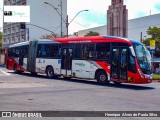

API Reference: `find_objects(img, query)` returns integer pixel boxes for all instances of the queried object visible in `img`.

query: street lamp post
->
[60,0,63,37]
[44,1,65,37]
[66,10,89,37]
[44,1,88,37]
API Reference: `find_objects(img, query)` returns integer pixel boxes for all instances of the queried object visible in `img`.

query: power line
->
[67,17,88,28]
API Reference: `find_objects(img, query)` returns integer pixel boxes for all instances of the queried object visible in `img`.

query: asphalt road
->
[0,67,160,120]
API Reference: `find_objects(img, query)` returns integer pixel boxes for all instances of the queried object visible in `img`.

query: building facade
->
[78,13,160,41]
[3,0,67,48]
[107,0,128,37]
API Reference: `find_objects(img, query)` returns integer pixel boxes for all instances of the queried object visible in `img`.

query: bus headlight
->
[144,74,152,79]
[138,69,145,78]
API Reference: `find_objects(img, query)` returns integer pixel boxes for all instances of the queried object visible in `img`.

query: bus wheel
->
[96,71,109,84]
[46,66,54,78]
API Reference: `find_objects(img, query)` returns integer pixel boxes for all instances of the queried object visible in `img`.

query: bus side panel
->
[72,60,99,79]
[6,58,17,70]
[27,41,38,73]
[35,58,61,74]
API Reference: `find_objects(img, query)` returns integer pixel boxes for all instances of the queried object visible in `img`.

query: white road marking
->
[0,69,11,76]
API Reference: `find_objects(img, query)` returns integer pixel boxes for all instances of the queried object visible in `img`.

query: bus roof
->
[50,36,133,45]
[8,36,140,48]
[9,41,29,48]
[9,39,59,48]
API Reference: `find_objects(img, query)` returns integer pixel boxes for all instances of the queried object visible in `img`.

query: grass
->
[152,74,160,80]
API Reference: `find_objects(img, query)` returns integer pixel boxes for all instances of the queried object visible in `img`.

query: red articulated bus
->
[5,36,152,84]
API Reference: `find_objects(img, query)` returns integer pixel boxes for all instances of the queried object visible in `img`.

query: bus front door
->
[61,48,73,76]
[111,47,128,82]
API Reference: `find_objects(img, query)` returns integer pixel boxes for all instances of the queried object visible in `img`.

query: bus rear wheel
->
[46,66,55,79]
[96,71,109,84]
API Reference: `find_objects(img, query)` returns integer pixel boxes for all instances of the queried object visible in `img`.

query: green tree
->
[143,27,160,57]
[143,38,151,46]
[147,27,160,40]
[85,31,100,36]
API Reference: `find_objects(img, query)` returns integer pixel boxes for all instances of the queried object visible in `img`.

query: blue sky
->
[67,0,160,34]
[155,3,160,10]
[1,0,160,34]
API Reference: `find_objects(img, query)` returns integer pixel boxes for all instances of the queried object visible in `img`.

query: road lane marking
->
[0,69,11,76]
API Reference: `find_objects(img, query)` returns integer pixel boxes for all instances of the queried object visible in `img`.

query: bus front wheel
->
[46,66,55,79]
[96,71,109,84]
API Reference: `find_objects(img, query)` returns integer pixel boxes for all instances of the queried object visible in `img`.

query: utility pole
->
[66,15,68,38]
[66,10,88,37]
[140,32,143,42]
[60,0,63,37]
[44,2,88,37]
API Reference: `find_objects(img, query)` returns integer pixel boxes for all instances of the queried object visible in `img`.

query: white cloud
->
[126,0,160,19]
[67,0,110,34]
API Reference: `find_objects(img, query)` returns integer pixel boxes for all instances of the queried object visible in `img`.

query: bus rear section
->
[5,42,29,72]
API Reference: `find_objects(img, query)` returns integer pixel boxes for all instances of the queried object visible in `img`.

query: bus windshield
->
[132,42,152,74]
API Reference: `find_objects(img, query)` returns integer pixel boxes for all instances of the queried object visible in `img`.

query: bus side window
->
[12,48,16,57]
[15,48,20,57]
[25,45,29,57]
[82,44,94,59]
[128,55,136,73]
[58,46,61,58]
[50,44,59,58]
[74,44,81,59]
[37,44,47,58]
[96,43,110,61]
[8,48,12,57]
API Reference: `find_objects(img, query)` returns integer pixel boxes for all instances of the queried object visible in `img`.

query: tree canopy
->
[147,27,160,40]
[143,27,160,57]
[85,31,100,36]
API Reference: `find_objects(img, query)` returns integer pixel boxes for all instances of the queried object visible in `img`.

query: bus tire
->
[46,66,55,79]
[96,71,109,84]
